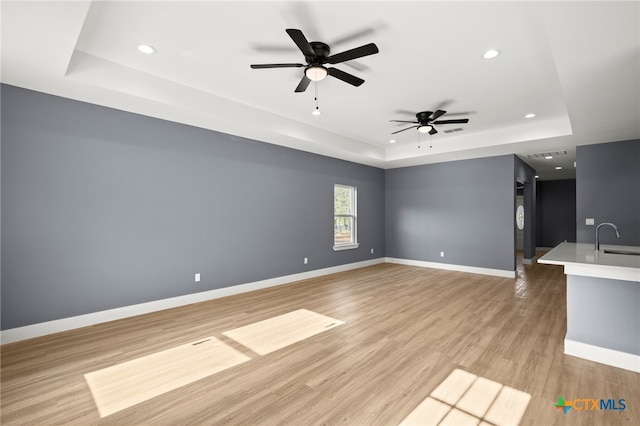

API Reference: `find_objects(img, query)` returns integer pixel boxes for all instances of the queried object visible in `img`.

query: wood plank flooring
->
[84,336,250,417]
[222,308,344,355]
[2,258,639,425]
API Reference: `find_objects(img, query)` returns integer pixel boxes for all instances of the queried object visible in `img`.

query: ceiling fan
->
[250,29,379,93]
[390,110,470,135]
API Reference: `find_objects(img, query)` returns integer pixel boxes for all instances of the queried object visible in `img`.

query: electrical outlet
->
[304,257,308,264]
[195,273,201,283]
[371,248,374,254]
[586,218,595,226]
[440,251,445,258]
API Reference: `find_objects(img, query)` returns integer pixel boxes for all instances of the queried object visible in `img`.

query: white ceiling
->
[2,1,639,179]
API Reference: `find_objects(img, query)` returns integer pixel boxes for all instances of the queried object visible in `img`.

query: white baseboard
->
[384,257,516,278]
[1,258,384,345]
[564,338,640,373]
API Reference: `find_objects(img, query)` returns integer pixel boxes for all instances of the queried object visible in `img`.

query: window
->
[334,184,359,251]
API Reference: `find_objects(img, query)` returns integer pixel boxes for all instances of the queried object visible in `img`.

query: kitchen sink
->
[603,249,640,256]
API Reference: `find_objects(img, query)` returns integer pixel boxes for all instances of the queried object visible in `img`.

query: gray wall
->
[536,179,576,248]
[11,82,637,332]
[566,275,640,356]
[576,139,640,246]
[385,155,516,272]
[1,85,385,329]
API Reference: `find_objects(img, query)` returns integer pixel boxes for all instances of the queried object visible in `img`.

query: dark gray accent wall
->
[385,155,516,272]
[1,84,385,329]
[536,179,576,247]
[576,139,640,246]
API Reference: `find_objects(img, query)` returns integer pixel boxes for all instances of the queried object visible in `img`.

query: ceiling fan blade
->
[342,60,368,72]
[327,43,379,64]
[429,127,438,135]
[286,29,316,57]
[432,119,469,124]
[389,120,419,123]
[330,27,376,46]
[430,110,447,121]
[442,111,475,117]
[394,109,417,116]
[327,68,364,87]
[294,75,311,92]
[392,126,419,135]
[433,100,454,111]
[251,44,297,53]
[251,63,304,69]
[290,2,320,39]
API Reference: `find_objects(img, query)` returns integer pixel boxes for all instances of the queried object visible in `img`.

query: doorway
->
[515,179,536,265]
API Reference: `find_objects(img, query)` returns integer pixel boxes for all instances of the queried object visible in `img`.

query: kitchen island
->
[539,242,640,372]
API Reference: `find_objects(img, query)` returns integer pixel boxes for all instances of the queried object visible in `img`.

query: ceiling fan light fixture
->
[305,65,328,81]
[417,125,433,134]
[312,107,322,116]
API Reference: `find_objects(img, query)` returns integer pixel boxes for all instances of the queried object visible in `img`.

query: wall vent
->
[525,150,567,158]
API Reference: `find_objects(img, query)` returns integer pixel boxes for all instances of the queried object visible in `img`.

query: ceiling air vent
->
[526,150,567,158]
[443,128,464,134]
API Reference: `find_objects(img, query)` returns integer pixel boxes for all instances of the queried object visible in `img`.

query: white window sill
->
[333,243,360,251]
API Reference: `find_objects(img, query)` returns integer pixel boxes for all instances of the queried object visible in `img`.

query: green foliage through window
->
[334,185,356,245]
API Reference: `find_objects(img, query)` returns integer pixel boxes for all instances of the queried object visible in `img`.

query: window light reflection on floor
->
[399,369,531,426]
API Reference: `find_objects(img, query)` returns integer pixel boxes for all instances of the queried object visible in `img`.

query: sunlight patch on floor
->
[84,309,344,417]
[84,337,250,417]
[222,308,344,355]
[399,369,531,426]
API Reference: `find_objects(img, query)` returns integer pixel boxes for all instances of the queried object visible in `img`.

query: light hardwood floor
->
[2,258,638,425]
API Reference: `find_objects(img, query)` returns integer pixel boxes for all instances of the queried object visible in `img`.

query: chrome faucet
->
[595,222,621,250]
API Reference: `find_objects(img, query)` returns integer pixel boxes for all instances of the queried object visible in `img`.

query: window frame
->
[333,184,360,251]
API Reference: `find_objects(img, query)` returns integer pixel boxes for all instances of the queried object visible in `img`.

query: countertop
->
[538,242,640,282]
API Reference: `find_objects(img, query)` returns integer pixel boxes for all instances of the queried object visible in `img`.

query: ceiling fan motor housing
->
[308,42,330,64]
[417,111,434,123]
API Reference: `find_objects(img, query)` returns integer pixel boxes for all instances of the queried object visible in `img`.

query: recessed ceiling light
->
[555,166,562,170]
[525,113,536,119]
[389,139,396,144]
[137,44,156,54]
[482,49,501,59]
[545,156,553,159]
